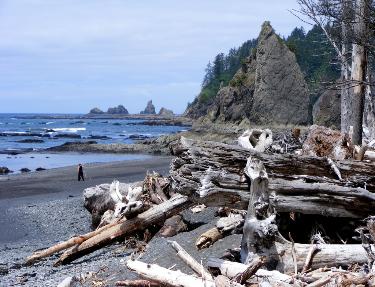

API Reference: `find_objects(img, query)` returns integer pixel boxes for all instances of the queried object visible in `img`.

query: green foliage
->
[195,25,340,106]
[198,39,258,103]
[230,73,247,87]
[286,26,340,87]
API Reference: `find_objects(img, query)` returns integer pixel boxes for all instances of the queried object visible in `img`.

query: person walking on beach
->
[78,163,84,181]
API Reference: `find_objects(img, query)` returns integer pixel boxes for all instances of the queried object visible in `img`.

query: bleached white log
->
[168,240,213,280]
[126,186,143,202]
[126,259,216,287]
[110,180,123,203]
[238,129,272,152]
[216,214,244,232]
[206,258,292,283]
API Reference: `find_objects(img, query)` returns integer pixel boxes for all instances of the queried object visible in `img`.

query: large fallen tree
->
[169,137,375,218]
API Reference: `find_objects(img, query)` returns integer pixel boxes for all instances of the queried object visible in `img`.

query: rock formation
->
[89,107,104,114]
[186,21,310,126]
[140,100,156,115]
[158,107,174,117]
[0,166,12,175]
[312,89,341,129]
[107,105,129,115]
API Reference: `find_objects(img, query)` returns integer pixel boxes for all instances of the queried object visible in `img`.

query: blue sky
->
[0,0,310,114]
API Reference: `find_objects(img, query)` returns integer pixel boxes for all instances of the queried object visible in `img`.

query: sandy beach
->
[0,156,172,286]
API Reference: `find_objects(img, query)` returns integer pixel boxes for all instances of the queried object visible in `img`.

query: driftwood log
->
[54,194,191,265]
[170,137,375,218]
[126,260,216,287]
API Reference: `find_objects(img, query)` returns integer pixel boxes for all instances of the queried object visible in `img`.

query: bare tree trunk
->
[351,0,369,144]
[364,69,375,140]
[341,0,353,133]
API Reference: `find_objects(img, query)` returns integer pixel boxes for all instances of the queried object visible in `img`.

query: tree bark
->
[341,0,353,134]
[170,138,375,218]
[351,0,369,144]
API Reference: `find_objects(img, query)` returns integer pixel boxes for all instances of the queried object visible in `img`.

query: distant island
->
[88,101,174,117]
[89,105,129,115]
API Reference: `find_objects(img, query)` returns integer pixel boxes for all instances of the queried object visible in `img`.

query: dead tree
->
[351,0,370,144]
[295,0,375,141]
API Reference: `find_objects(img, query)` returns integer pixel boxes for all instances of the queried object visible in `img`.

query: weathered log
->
[195,227,222,250]
[238,128,272,152]
[169,240,213,280]
[26,217,126,265]
[55,194,191,265]
[241,157,277,264]
[233,257,264,284]
[115,279,163,287]
[126,259,216,287]
[239,155,368,273]
[207,258,292,284]
[170,137,375,218]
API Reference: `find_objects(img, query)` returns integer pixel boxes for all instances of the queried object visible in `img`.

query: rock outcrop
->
[140,100,156,115]
[0,166,12,175]
[158,107,174,117]
[107,105,129,114]
[186,21,310,126]
[312,89,341,129]
[89,107,104,114]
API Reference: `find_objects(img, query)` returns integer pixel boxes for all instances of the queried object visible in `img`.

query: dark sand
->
[0,156,172,200]
[0,156,172,286]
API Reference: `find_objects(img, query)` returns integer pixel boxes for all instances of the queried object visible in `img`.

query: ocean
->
[0,113,187,173]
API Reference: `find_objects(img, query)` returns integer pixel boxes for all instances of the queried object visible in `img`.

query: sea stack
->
[140,100,156,114]
[107,105,129,114]
[89,107,104,114]
[185,21,310,125]
[158,107,174,117]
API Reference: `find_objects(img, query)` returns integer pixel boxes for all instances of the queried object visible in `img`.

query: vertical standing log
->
[240,157,278,265]
[340,0,352,134]
[351,0,369,144]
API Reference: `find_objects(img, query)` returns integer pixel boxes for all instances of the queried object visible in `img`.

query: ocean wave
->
[46,121,55,125]
[1,131,28,135]
[48,127,86,133]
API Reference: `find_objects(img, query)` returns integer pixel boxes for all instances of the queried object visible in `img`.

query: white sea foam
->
[50,127,86,133]
[46,122,55,125]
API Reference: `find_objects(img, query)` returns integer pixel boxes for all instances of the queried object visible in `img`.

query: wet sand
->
[0,156,171,200]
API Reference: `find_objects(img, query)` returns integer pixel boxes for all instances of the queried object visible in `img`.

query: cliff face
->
[186,22,310,125]
[313,89,341,129]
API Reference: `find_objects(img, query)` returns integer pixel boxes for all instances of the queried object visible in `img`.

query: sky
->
[0,0,310,114]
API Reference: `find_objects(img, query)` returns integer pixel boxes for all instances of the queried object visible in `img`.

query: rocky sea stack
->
[107,105,129,115]
[158,107,174,117]
[140,100,156,115]
[185,21,310,126]
[89,105,129,115]
[89,107,104,114]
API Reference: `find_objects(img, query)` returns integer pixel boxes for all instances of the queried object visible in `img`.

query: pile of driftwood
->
[27,126,375,286]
